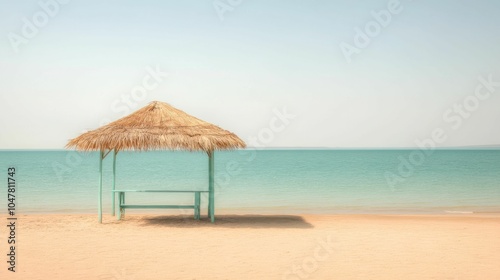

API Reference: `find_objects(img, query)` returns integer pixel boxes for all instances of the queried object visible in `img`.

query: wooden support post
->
[98,150,103,223]
[208,151,215,223]
[111,150,116,216]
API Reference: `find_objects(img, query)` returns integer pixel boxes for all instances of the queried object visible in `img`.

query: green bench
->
[112,190,209,220]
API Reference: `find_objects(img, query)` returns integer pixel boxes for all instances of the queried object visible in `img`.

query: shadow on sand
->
[137,214,314,229]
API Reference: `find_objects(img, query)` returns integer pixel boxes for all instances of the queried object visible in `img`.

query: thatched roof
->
[66,101,246,152]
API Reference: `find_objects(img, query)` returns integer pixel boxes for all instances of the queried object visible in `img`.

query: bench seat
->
[112,190,208,220]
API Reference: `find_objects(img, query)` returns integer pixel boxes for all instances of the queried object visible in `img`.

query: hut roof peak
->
[66,101,246,152]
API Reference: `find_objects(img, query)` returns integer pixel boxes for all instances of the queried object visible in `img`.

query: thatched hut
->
[66,101,246,223]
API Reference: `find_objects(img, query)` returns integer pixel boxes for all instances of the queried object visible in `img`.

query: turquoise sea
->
[1,149,499,215]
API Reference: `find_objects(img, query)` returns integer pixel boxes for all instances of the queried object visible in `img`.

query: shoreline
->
[12,209,500,216]
[8,211,500,216]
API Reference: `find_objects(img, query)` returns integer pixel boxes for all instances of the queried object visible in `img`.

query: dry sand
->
[0,214,499,280]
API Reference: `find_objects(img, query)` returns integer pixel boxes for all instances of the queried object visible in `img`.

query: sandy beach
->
[1,214,499,280]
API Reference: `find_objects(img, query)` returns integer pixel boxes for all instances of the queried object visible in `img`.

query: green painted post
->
[111,150,116,216]
[208,151,215,223]
[98,150,103,223]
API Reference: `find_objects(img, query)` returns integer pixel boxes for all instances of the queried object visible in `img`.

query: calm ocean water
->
[0,149,499,215]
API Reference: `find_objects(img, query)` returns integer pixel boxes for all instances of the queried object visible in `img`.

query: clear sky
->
[1,0,499,149]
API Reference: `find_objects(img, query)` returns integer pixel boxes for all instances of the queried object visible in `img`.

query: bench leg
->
[194,192,200,220]
[122,192,126,218]
[117,192,121,220]
[118,192,125,220]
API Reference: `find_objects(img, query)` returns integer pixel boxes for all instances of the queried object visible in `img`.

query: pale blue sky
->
[1,0,499,148]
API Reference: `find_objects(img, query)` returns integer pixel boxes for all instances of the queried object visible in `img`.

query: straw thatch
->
[66,101,246,152]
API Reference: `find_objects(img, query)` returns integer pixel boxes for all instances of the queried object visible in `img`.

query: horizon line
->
[1,145,499,152]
